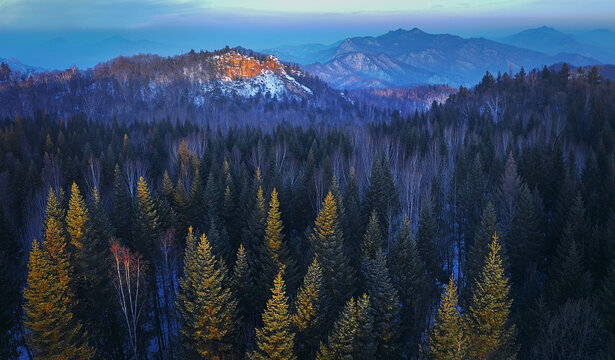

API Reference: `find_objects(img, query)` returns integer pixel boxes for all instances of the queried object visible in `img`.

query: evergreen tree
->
[497,152,521,239]
[548,235,593,307]
[422,276,466,360]
[361,250,401,357]
[134,176,160,258]
[250,271,296,360]
[0,209,20,358]
[83,188,119,357]
[417,197,442,283]
[292,257,326,359]
[177,232,238,359]
[599,260,615,347]
[508,185,542,285]
[362,210,383,260]
[262,188,298,293]
[66,182,88,257]
[344,167,363,267]
[465,201,499,297]
[309,192,354,319]
[111,164,133,243]
[316,294,375,360]
[465,234,517,359]
[233,243,252,325]
[23,189,93,359]
[389,214,430,356]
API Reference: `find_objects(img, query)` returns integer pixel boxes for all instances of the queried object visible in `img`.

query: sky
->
[0,0,614,69]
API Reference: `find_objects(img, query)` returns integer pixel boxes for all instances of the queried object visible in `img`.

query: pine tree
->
[465,234,517,359]
[361,249,401,357]
[497,152,521,239]
[465,202,499,297]
[417,197,442,283]
[0,209,20,358]
[262,188,298,293]
[134,176,160,258]
[292,257,326,359]
[244,185,269,311]
[422,276,465,360]
[362,210,383,260]
[177,232,238,359]
[316,294,375,360]
[309,192,354,319]
[548,235,592,307]
[389,214,430,356]
[508,185,542,285]
[344,167,363,268]
[233,244,253,328]
[250,271,296,360]
[23,189,93,359]
[66,182,88,256]
[83,188,119,357]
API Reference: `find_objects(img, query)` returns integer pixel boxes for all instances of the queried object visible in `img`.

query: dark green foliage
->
[465,201,499,297]
[309,192,354,322]
[292,257,326,359]
[389,214,430,356]
[417,197,443,283]
[111,164,133,243]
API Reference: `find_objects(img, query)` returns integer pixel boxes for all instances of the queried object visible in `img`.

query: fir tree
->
[316,294,375,360]
[362,210,383,261]
[134,176,160,258]
[508,185,542,285]
[177,232,238,359]
[465,234,517,359]
[233,243,253,339]
[497,152,521,239]
[262,188,298,293]
[23,189,93,359]
[292,256,326,359]
[250,271,296,360]
[309,192,354,319]
[389,214,430,356]
[422,276,466,360]
[548,235,593,307]
[344,167,363,267]
[417,197,442,283]
[66,182,88,256]
[465,201,499,297]
[361,250,401,357]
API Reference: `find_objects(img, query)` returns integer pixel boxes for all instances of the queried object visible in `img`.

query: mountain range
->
[266,27,612,89]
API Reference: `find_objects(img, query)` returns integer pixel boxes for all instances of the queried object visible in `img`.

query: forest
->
[1,63,615,359]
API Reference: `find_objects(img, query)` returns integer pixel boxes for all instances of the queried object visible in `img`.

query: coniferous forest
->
[1,64,615,360]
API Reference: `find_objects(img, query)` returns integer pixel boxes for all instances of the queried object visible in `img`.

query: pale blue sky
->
[0,0,614,69]
[0,0,613,30]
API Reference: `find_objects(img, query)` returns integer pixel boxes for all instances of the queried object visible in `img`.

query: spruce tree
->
[361,250,401,357]
[177,232,238,359]
[250,271,296,360]
[389,214,430,356]
[599,260,615,346]
[497,152,521,239]
[262,188,298,293]
[83,188,118,357]
[422,276,466,360]
[508,184,542,285]
[134,176,160,258]
[465,201,499,297]
[292,257,326,359]
[233,243,253,342]
[362,210,383,260]
[344,167,363,267]
[548,235,593,307]
[465,234,517,359]
[309,192,354,319]
[417,197,442,283]
[66,182,88,256]
[23,189,93,359]
[316,294,375,360]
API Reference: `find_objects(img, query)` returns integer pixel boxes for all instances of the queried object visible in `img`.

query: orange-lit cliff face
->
[214,52,284,80]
